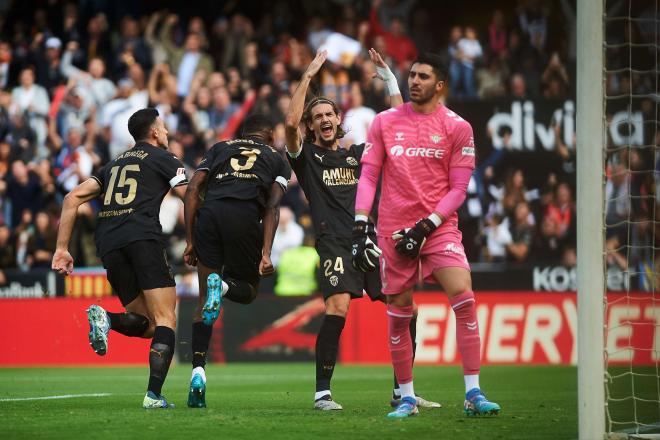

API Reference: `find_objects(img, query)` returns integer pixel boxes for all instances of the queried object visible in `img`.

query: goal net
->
[601,0,660,438]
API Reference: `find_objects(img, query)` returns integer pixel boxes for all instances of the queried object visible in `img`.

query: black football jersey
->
[196,138,291,208]
[91,141,188,257]
[287,142,364,238]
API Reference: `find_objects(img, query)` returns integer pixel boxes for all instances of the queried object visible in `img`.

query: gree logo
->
[390,145,404,156]
[390,145,444,159]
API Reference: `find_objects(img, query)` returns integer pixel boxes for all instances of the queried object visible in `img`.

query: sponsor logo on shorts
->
[346,157,358,166]
[329,275,339,287]
[461,147,475,156]
[443,243,465,256]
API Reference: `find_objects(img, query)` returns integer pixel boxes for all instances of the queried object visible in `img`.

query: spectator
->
[11,67,50,159]
[369,3,417,72]
[115,15,152,75]
[60,41,117,108]
[342,82,377,147]
[0,225,17,274]
[29,36,65,97]
[271,206,304,267]
[483,213,512,263]
[488,10,508,58]
[0,41,20,90]
[4,160,43,228]
[159,14,214,98]
[545,182,575,242]
[517,0,549,52]
[26,210,56,268]
[477,56,508,99]
[507,201,535,262]
[509,73,528,99]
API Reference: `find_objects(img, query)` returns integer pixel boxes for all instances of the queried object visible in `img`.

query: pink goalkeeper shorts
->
[378,227,470,295]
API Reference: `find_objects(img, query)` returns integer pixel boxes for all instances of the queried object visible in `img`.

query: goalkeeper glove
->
[351,220,382,272]
[392,218,438,259]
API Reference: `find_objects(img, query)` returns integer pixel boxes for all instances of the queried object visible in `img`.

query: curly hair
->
[302,96,346,144]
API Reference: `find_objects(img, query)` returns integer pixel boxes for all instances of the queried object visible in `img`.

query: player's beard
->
[410,87,436,105]
[316,129,337,148]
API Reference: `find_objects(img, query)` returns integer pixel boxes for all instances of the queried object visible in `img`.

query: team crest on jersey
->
[430,134,442,144]
[346,157,358,166]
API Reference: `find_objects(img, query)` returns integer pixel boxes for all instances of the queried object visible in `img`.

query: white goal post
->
[577,0,606,438]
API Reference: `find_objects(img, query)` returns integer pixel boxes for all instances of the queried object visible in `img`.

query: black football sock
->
[107,312,149,337]
[315,314,345,396]
[393,316,418,395]
[147,326,175,396]
[192,321,213,369]
[223,277,258,304]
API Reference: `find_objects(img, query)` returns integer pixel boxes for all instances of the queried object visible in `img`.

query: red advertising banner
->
[1,292,656,366]
[0,297,149,365]
[340,292,658,366]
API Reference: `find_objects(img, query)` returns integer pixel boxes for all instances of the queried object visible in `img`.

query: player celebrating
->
[182,114,291,408]
[285,50,439,411]
[52,108,188,409]
[353,53,501,418]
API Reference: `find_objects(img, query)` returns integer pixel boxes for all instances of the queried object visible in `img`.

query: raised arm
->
[52,178,102,275]
[284,50,327,155]
[369,48,403,107]
[182,170,208,266]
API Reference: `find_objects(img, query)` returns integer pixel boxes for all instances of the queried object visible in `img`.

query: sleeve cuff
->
[169,174,187,188]
[275,175,288,190]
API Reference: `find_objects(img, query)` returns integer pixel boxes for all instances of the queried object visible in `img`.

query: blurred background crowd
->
[0,0,656,291]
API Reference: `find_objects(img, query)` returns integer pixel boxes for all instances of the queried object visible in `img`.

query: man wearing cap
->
[29,36,65,97]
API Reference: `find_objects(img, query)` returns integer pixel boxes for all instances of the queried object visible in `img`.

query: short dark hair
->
[127,108,159,141]
[242,114,274,137]
[412,52,448,81]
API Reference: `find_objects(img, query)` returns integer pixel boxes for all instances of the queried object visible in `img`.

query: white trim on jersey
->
[275,175,289,190]
[286,141,303,159]
[169,174,187,188]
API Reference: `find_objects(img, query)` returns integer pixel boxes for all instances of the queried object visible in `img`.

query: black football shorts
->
[315,236,384,301]
[194,199,263,286]
[101,239,175,306]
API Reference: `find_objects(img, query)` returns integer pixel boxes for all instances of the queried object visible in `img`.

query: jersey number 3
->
[230,148,261,171]
[104,164,140,206]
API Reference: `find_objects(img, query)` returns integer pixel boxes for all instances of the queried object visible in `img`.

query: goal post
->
[579,1,660,438]
[577,0,606,439]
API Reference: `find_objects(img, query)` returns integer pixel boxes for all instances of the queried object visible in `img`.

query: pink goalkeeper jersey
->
[362,102,475,235]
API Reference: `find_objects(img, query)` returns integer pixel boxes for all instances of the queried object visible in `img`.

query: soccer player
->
[52,108,188,409]
[285,50,440,411]
[352,53,501,418]
[182,114,291,408]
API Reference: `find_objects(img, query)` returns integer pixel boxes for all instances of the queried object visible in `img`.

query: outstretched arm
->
[284,50,327,155]
[182,170,208,266]
[52,178,102,275]
[260,182,286,276]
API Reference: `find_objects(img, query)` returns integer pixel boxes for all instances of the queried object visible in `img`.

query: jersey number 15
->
[104,164,140,206]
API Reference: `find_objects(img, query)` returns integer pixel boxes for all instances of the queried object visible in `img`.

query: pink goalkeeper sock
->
[387,304,414,385]
[450,291,481,375]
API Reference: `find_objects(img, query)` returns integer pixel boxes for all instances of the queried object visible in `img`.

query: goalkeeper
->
[353,52,501,418]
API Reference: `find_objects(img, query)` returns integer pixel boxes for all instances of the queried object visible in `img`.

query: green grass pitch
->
[0,364,577,439]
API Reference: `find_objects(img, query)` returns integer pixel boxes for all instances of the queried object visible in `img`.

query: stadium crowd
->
[0,0,656,286]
